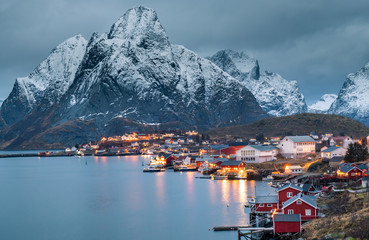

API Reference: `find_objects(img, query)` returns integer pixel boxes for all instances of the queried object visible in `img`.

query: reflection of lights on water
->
[221,179,230,203]
[239,180,247,204]
[155,172,165,208]
[186,172,195,203]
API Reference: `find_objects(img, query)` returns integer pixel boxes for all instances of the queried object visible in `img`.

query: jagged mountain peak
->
[107,6,169,50]
[209,49,307,117]
[0,34,87,126]
[209,49,260,80]
[329,63,369,125]
[0,7,268,149]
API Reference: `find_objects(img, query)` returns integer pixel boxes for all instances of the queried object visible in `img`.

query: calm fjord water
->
[0,155,273,240]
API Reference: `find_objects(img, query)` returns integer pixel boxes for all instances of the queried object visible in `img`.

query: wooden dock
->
[213,226,250,231]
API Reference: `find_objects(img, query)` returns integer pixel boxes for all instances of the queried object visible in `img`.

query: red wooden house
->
[156,153,177,166]
[281,193,319,221]
[220,146,245,157]
[277,184,303,207]
[220,161,246,173]
[302,183,320,196]
[337,163,368,179]
[273,214,301,234]
[250,195,279,213]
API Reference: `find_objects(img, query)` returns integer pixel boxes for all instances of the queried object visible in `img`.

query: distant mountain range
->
[208,50,307,117]
[1,6,369,149]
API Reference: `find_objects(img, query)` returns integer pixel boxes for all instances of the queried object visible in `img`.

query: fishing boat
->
[174,165,197,172]
[262,175,274,181]
[143,166,165,172]
[211,174,228,180]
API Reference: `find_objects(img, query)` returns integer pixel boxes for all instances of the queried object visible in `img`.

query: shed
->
[273,214,301,233]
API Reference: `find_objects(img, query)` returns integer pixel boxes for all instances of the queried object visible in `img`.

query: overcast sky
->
[1,0,369,105]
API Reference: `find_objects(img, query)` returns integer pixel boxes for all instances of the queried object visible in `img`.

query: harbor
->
[0,154,273,240]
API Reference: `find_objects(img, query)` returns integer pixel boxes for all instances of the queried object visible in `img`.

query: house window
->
[297,200,302,205]
[288,209,294,214]
[267,204,272,207]
[306,209,311,216]
[259,204,264,207]
[287,192,293,198]
[351,173,355,176]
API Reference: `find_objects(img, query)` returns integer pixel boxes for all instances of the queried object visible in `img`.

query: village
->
[37,131,369,239]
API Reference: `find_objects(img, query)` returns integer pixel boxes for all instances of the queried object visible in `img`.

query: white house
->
[320,146,347,159]
[236,145,278,163]
[279,136,316,159]
[285,165,303,174]
[329,136,353,148]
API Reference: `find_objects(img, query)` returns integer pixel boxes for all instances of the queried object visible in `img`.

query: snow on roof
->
[254,195,278,204]
[249,145,278,151]
[322,146,341,152]
[282,193,318,209]
[220,161,244,166]
[287,136,315,143]
[277,183,303,192]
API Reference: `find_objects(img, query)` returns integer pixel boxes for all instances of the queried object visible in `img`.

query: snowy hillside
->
[208,50,307,116]
[0,35,87,125]
[0,6,267,149]
[308,94,337,113]
[329,63,369,125]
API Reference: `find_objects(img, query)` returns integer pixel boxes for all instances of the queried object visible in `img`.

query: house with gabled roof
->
[329,136,353,148]
[277,183,303,206]
[302,183,320,196]
[320,146,346,159]
[337,163,367,179]
[328,156,344,168]
[248,195,279,213]
[279,136,315,159]
[236,145,278,163]
[281,193,319,221]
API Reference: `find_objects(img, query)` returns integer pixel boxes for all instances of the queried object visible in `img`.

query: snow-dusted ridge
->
[329,63,369,125]
[208,49,307,116]
[1,35,87,125]
[308,94,337,113]
[0,6,267,136]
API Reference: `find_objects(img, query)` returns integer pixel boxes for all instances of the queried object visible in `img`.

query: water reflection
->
[155,172,166,208]
[186,172,195,204]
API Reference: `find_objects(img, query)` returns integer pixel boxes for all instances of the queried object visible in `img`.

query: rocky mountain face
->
[308,94,337,113]
[329,63,369,126]
[0,35,87,126]
[0,7,267,149]
[208,50,307,117]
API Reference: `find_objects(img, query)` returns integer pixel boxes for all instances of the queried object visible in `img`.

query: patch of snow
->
[308,94,337,113]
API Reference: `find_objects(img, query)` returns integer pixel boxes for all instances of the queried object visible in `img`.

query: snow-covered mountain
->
[0,35,87,126]
[308,94,337,113]
[329,63,369,125]
[0,7,267,148]
[208,50,307,116]
[0,99,3,107]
